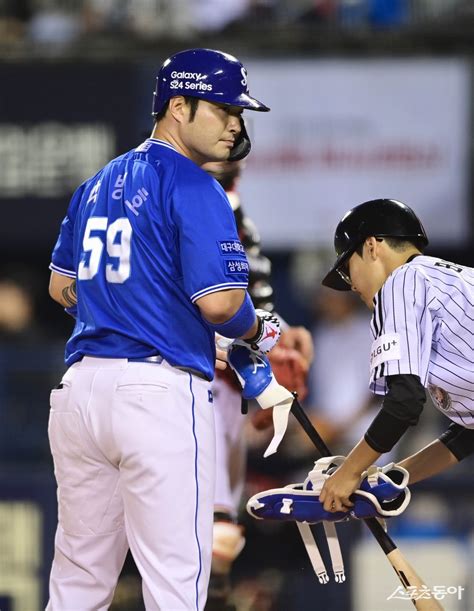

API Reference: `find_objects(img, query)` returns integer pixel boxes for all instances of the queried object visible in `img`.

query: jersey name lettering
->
[125,187,149,216]
[434,260,463,274]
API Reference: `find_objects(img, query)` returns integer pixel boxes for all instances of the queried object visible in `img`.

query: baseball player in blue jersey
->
[46,49,281,610]
[317,199,474,514]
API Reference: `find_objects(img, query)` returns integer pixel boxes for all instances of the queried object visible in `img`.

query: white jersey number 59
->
[78,216,132,283]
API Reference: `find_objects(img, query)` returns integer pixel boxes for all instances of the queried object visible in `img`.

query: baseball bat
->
[290,396,443,611]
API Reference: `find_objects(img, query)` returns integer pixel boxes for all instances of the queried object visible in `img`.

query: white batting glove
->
[244,309,281,355]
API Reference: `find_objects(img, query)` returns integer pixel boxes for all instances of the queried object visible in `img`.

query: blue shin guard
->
[247,457,411,583]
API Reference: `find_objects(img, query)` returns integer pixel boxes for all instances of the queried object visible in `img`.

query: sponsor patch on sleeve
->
[218,240,245,255]
[224,259,250,276]
[370,333,401,372]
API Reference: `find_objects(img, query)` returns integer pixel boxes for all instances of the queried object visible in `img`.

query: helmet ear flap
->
[228,117,251,162]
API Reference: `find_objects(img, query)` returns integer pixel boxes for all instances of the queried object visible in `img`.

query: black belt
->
[128,355,210,382]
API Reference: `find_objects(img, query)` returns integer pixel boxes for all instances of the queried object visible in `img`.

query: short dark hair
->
[355,236,426,257]
[154,96,200,124]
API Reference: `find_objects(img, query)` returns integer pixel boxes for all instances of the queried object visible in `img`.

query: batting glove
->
[244,309,281,355]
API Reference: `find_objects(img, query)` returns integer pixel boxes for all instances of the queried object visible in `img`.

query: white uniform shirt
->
[369,255,474,429]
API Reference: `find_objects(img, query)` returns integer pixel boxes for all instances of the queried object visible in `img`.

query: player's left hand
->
[319,463,360,513]
[244,309,281,355]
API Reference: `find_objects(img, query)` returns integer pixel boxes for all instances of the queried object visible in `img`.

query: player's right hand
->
[244,309,281,355]
[214,333,233,371]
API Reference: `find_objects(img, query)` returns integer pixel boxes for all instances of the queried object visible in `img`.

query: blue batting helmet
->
[152,48,270,116]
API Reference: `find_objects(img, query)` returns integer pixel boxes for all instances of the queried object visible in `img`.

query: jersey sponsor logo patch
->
[370,333,401,371]
[225,259,249,276]
[428,384,452,412]
[218,240,245,255]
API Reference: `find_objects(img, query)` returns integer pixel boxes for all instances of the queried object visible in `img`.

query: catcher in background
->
[202,160,313,611]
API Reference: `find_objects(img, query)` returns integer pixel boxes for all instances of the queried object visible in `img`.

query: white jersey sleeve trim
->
[49,262,76,279]
[191,282,248,303]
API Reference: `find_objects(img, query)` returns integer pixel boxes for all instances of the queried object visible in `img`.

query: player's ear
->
[168,96,188,123]
[366,237,379,260]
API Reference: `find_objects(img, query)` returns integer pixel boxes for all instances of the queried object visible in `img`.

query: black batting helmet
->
[322,199,429,291]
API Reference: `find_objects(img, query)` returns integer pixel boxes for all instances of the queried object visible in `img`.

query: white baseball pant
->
[46,356,215,611]
[212,375,246,516]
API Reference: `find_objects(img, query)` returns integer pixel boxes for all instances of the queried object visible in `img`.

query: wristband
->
[206,292,256,339]
[244,316,263,344]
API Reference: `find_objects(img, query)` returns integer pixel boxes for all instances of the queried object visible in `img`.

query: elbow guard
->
[383,374,426,424]
[365,374,426,453]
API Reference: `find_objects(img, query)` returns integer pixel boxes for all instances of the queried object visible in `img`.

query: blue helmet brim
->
[233,93,270,112]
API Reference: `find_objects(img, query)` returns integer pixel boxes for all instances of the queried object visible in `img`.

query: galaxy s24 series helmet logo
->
[169,71,213,92]
[170,70,207,80]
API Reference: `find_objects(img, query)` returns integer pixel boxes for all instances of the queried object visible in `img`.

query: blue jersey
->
[50,138,249,380]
